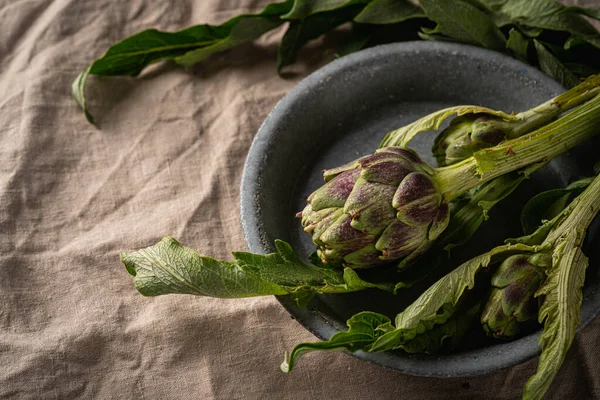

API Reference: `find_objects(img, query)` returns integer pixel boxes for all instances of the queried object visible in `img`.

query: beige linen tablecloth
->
[1,0,599,398]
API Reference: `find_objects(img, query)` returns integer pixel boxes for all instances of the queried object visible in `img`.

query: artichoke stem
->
[510,75,600,139]
[435,94,600,201]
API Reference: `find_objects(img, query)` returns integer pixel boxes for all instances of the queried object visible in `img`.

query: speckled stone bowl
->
[240,41,600,377]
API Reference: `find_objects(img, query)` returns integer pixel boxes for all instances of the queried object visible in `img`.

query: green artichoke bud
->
[481,253,551,339]
[433,115,513,166]
[430,76,600,167]
[298,147,449,269]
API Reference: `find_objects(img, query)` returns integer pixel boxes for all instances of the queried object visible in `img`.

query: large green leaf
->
[283,0,371,19]
[506,28,530,62]
[92,2,292,75]
[520,177,592,235]
[72,1,293,122]
[121,236,393,299]
[534,40,580,88]
[277,5,365,72]
[121,236,288,297]
[419,0,506,50]
[354,0,425,24]
[478,0,600,48]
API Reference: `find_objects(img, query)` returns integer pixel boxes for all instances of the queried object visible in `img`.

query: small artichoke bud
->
[433,115,512,167]
[299,147,449,269]
[481,253,549,339]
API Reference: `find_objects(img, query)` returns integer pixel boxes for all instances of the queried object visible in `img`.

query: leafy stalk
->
[435,93,600,200]
[380,105,516,148]
[380,74,600,150]
[519,175,600,399]
[121,236,393,301]
[522,229,587,399]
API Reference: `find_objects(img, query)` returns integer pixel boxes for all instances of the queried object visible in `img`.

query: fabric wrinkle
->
[1,0,599,399]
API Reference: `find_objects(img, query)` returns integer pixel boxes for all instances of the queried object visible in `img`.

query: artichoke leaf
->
[520,177,592,235]
[523,228,588,400]
[278,5,365,73]
[379,105,515,148]
[419,0,506,50]
[282,0,371,19]
[121,236,393,301]
[354,0,425,24]
[72,1,294,122]
[281,311,393,372]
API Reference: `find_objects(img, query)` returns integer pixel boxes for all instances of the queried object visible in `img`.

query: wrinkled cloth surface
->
[1,0,600,399]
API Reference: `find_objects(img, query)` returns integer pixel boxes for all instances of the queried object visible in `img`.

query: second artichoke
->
[481,253,550,339]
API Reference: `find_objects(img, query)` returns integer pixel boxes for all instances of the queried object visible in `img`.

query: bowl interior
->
[240,42,600,377]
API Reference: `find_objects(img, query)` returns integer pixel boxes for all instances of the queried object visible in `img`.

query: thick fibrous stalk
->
[433,75,600,166]
[436,93,600,201]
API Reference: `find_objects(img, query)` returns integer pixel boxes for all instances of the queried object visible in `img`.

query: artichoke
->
[298,147,449,269]
[433,115,518,166]
[300,90,600,269]
[480,253,551,339]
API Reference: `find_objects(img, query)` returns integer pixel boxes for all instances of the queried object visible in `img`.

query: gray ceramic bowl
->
[240,41,600,377]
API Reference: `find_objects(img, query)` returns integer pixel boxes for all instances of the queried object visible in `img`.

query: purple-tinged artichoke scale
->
[344,179,397,235]
[428,201,450,240]
[319,213,376,251]
[342,244,387,269]
[309,169,360,211]
[392,172,439,209]
[375,219,428,260]
[323,159,361,181]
